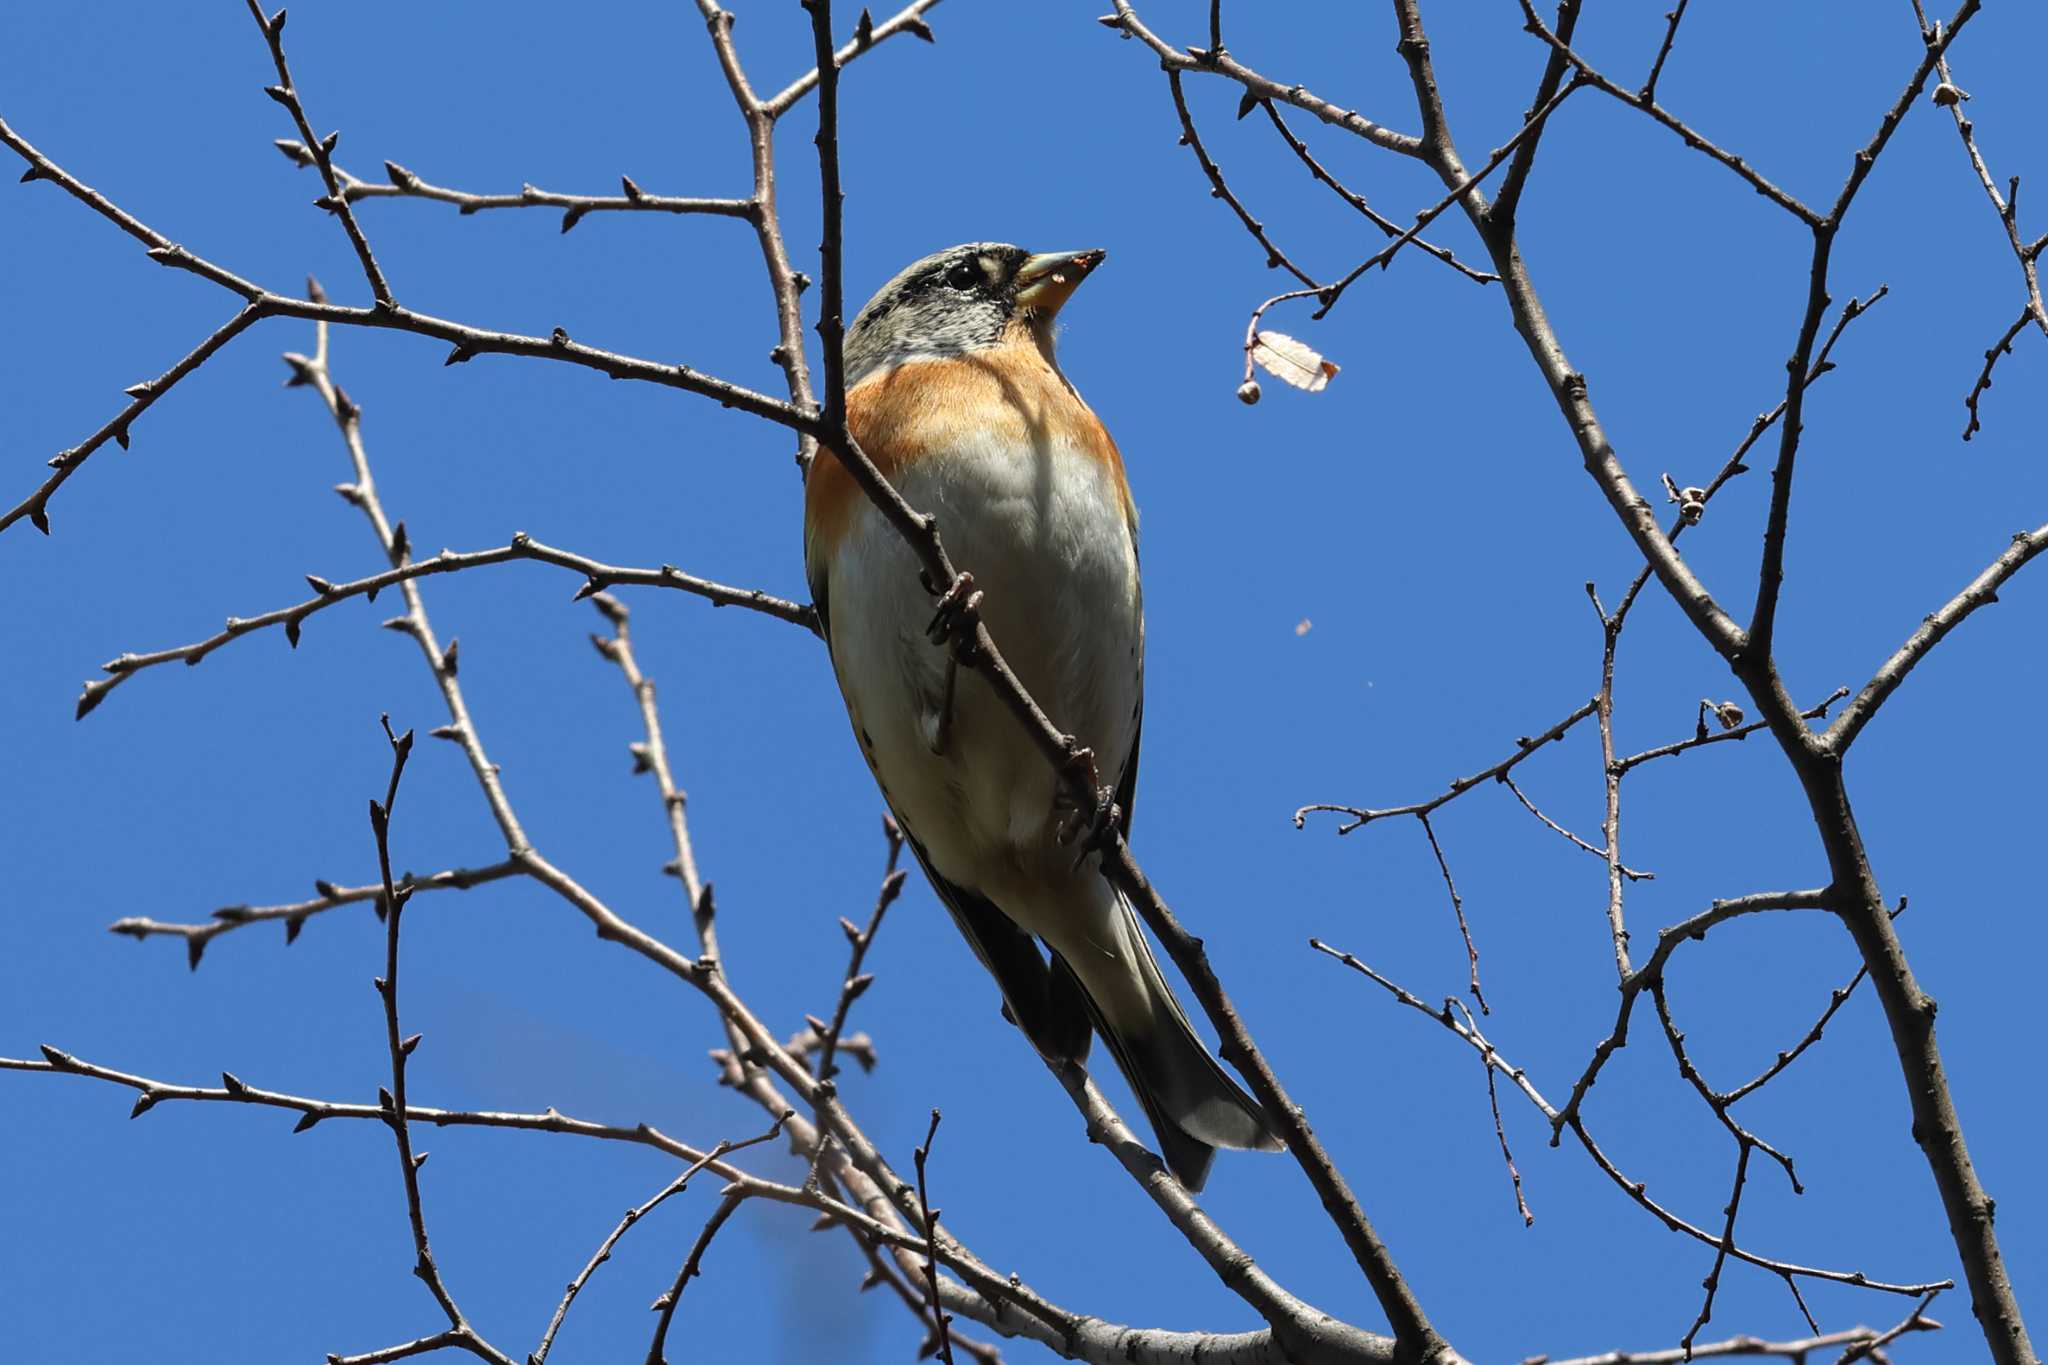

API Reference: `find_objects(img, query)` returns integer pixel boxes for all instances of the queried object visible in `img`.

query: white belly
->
[823,429,1142,936]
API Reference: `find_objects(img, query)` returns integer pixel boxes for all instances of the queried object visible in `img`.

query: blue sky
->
[4,4,2042,1362]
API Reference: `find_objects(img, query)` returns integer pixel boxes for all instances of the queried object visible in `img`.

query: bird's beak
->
[1014,249,1106,315]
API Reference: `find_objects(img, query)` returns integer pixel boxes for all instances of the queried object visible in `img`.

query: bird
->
[804,242,1283,1189]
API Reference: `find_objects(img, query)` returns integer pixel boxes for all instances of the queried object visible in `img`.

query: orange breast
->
[805,342,1132,564]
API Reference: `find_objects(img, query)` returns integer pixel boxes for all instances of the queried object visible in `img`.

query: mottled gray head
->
[843,242,1105,386]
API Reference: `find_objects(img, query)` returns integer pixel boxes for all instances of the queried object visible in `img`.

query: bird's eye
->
[945,261,980,291]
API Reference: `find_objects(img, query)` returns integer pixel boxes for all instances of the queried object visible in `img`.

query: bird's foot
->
[1053,745,1122,855]
[1057,742,1103,797]
[923,570,983,661]
[1060,794,1124,870]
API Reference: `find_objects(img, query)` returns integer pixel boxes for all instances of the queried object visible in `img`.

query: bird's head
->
[844,242,1105,386]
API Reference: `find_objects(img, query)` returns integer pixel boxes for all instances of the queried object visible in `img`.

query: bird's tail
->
[1054,893,1284,1191]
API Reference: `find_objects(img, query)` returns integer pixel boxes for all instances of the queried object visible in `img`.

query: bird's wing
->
[803,520,832,641]
[1114,705,1141,837]
[901,830,1091,1065]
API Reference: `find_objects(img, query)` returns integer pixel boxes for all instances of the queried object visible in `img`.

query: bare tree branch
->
[1167,69,1320,290]
[0,301,265,536]
[1103,4,1424,158]
[1962,307,2033,441]
[1490,0,1582,228]
[74,532,816,720]
[913,1111,958,1365]
[1307,939,1949,1300]
[1258,102,1495,284]
[361,717,517,1364]
[1512,0,1819,225]
[1523,1296,1938,1365]
[0,121,806,535]
[1296,697,1597,833]
[1640,0,1693,106]
[1908,0,2048,438]
[644,1190,748,1365]
[1497,770,1649,879]
[535,1114,789,1365]
[274,141,752,230]
[762,0,944,116]
[106,857,522,967]
[244,1,395,305]
[1825,521,2047,752]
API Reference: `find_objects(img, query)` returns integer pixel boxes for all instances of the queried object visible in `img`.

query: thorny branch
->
[1512,0,1819,226]
[10,1,2041,1362]
[10,3,1389,1358]
[274,314,1016,1362]
[362,717,516,1364]
[1127,4,2031,1353]
[1258,101,1496,285]
[914,1111,958,1365]
[1307,939,1949,1301]
[274,140,753,231]
[245,1,394,305]
[777,0,1456,1356]
[74,526,816,721]
[107,857,523,969]
[0,116,804,535]
[1907,0,2048,439]
[645,1191,748,1365]
[530,1113,789,1365]
[1521,1292,1939,1365]
[812,821,908,1084]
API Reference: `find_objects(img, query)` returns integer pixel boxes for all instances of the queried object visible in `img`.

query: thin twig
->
[1419,813,1485,1013]
[1525,1303,1938,1365]
[1641,0,1692,104]
[244,1,394,305]
[532,1114,789,1365]
[1680,1142,1752,1359]
[1909,0,2048,438]
[1826,522,2048,753]
[815,820,908,1082]
[1,303,266,536]
[1105,3,1425,158]
[1513,0,1819,225]
[1548,890,1836,1141]
[914,1110,958,1365]
[106,857,522,967]
[276,143,752,230]
[1651,982,1801,1194]
[327,1328,470,1365]
[1447,1000,1532,1227]
[74,532,815,720]
[1491,0,1583,228]
[761,0,944,116]
[1962,308,2032,441]
[1259,102,1494,284]
[1497,771,1650,879]
[364,717,515,1363]
[1168,69,1318,289]
[1749,1,1980,662]
[1723,900,1906,1104]
[1614,689,1847,773]
[1308,940,1949,1299]
[644,1191,748,1365]
[0,117,806,536]
[1296,696,1597,833]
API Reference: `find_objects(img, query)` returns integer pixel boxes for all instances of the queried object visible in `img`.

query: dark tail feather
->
[906,833,1092,1064]
[1051,903,1283,1191]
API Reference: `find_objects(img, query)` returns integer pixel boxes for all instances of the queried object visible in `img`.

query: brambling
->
[805,243,1281,1189]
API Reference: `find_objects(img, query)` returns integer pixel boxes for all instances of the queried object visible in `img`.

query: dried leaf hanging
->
[1250,331,1339,393]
